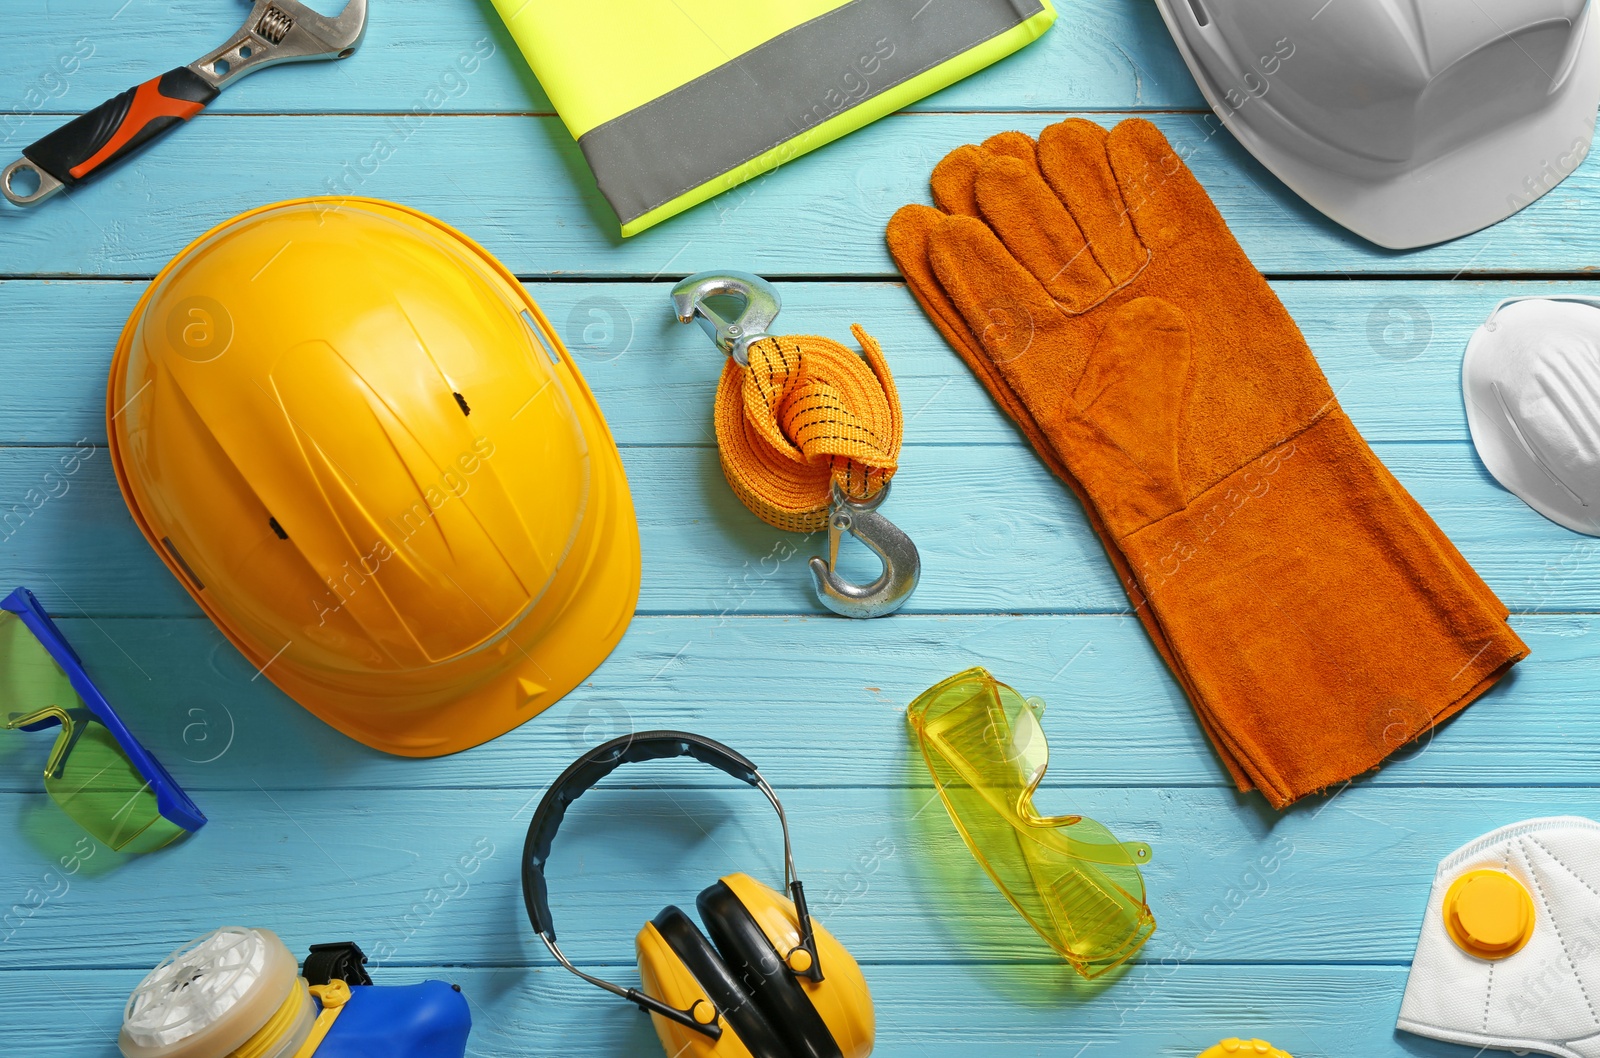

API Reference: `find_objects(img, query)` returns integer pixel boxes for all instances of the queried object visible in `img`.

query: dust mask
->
[1463,297,1600,536]
[1398,817,1600,1056]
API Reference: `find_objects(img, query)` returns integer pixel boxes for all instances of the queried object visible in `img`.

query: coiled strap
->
[715,326,902,534]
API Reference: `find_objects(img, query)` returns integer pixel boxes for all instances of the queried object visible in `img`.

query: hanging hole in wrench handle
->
[4,69,218,206]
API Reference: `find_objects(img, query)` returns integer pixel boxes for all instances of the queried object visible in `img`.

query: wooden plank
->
[2,784,1586,970]
[1,113,1597,277]
[0,963,1423,1058]
[0,439,1591,617]
[2,612,1587,794]
[3,277,1586,448]
[0,0,1199,119]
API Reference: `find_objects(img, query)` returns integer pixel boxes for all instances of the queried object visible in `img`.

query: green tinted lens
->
[0,610,80,716]
[45,719,181,853]
[1,612,184,853]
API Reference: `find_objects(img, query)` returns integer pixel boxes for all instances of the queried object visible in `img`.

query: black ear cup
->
[698,881,843,1058]
[650,906,793,1058]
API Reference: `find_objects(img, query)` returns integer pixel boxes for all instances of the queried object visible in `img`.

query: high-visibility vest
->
[491,0,1057,236]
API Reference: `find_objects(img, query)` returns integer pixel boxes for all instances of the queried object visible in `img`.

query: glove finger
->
[889,204,1127,570]
[888,206,988,368]
[888,204,1045,432]
[927,214,1077,388]
[1038,118,1147,286]
[1105,118,1227,251]
[930,132,1049,226]
[931,144,986,217]
[975,155,1111,313]
[981,130,1038,165]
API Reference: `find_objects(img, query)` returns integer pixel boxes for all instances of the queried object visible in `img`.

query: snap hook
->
[671,270,782,367]
[809,483,921,620]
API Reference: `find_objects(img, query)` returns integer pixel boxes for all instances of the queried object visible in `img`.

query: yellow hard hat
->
[107,198,640,756]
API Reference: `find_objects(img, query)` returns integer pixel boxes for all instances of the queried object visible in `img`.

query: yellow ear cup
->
[718,873,875,1058]
[638,906,798,1058]
[635,921,753,1058]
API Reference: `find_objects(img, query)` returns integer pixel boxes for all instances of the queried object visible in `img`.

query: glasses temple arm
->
[5,705,92,780]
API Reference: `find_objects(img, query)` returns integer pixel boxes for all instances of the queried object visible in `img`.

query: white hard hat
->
[1463,297,1600,536]
[1154,0,1600,248]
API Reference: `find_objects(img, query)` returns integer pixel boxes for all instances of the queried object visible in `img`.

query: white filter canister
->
[119,927,315,1058]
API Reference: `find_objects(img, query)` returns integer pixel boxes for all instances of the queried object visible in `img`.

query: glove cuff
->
[1118,408,1527,806]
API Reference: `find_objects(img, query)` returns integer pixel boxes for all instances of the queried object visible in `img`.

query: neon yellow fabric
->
[491,0,1057,235]
[492,0,851,136]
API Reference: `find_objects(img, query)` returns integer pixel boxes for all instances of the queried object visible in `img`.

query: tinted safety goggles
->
[906,666,1154,977]
[2,588,204,852]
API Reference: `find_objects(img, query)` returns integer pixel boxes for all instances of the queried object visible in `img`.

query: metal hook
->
[672,272,919,618]
[671,270,781,367]
[809,483,921,619]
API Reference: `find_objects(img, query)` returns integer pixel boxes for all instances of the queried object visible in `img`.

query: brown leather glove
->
[888,118,1527,807]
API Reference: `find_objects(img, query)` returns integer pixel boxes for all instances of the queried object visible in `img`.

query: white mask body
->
[1399,817,1600,1057]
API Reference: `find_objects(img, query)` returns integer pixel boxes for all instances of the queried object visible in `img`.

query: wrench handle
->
[22,67,218,190]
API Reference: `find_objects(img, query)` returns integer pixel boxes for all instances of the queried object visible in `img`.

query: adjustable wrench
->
[3,0,367,206]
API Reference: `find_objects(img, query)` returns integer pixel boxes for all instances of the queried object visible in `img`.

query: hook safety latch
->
[810,483,920,620]
[671,270,781,367]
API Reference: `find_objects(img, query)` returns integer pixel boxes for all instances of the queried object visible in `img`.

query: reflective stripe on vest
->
[494,0,1055,233]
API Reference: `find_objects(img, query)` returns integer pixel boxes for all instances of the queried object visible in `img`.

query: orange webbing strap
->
[714,325,902,534]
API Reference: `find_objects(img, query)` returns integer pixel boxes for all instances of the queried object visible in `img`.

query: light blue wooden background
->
[2,2,1596,1055]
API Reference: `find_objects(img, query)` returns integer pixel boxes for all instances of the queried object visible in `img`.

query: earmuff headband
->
[523,730,761,936]
[521,731,823,1039]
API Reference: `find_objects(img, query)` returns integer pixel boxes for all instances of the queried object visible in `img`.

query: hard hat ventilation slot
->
[1185,0,1210,26]
[521,309,562,365]
[268,517,289,540]
[160,536,206,591]
[453,391,472,416]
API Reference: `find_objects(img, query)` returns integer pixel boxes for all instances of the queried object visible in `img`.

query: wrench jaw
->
[189,0,368,90]
[324,0,370,54]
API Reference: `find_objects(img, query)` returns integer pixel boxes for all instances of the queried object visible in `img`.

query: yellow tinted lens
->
[917,670,1037,794]
[0,611,80,716]
[45,720,179,853]
[908,668,1155,976]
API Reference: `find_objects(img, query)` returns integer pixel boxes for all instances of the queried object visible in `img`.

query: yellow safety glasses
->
[906,667,1155,977]
[2,589,203,853]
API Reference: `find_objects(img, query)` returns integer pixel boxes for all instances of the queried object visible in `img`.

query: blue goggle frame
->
[3,586,206,833]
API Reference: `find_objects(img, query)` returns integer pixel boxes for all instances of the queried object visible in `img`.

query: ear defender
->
[698,874,874,1058]
[638,906,793,1058]
[522,733,876,1058]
